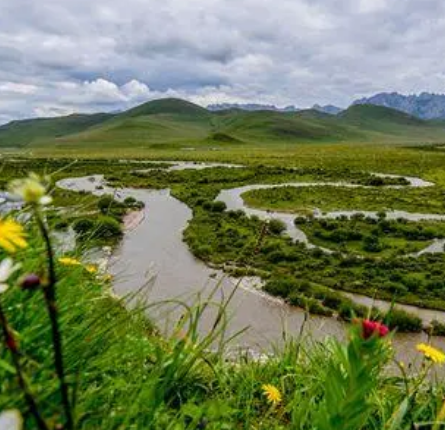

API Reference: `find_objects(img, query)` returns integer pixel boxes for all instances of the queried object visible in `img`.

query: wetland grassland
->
[3,140,445,429]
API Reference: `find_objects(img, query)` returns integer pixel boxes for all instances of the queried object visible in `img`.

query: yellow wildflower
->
[85,264,98,274]
[58,257,82,266]
[0,219,27,253]
[416,343,445,364]
[262,384,282,405]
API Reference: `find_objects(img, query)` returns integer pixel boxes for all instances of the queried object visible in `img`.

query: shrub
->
[288,293,333,317]
[98,195,126,214]
[362,235,383,253]
[294,216,307,225]
[195,245,212,258]
[351,212,366,221]
[266,250,287,263]
[211,201,227,213]
[54,220,69,230]
[338,302,368,321]
[72,218,95,235]
[430,320,445,336]
[385,308,422,333]
[321,291,346,310]
[93,216,123,239]
[202,201,213,210]
[268,218,286,235]
[124,196,137,206]
[264,278,298,297]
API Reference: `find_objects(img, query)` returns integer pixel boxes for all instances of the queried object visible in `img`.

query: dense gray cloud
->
[1,0,445,123]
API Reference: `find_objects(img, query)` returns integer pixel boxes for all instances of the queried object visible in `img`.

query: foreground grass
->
[2,232,445,429]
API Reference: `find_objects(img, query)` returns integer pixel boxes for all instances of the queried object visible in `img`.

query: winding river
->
[57,164,445,362]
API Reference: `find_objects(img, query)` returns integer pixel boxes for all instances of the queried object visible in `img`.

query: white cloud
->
[0,82,38,95]
[1,0,445,123]
[357,0,388,13]
[121,80,152,100]
[82,79,125,102]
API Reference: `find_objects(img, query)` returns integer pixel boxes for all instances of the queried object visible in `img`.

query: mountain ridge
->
[353,92,445,119]
[207,103,299,112]
[1,97,445,149]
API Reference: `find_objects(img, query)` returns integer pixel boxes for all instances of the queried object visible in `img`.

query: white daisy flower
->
[8,173,52,206]
[0,409,22,430]
[0,259,21,294]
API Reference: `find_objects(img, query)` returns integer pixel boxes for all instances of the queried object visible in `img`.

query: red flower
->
[361,319,389,339]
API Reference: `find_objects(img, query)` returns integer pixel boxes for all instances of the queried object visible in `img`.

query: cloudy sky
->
[1,0,445,123]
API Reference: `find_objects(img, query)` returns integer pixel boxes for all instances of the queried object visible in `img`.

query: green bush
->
[54,219,69,230]
[268,218,286,235]
[211,201,227,213]
[98,195,125,214]
[124,196,137,206]
[338,301,368,321]
[264,278,298,297]
[385,308,422,333]
[72,217,95,235]
[429,319,445,336]
[288,293,333,317]
[92,216,123,239]
[123,196,145,209]
[362,235,383,252]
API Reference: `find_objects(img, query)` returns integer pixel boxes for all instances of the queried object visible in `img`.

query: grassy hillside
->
[122,97,211,119]
[338,104,445,140]
[0,113,114,148]
[2,99,445,151]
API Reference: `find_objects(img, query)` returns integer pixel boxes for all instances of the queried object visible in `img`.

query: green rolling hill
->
[0,113,115,148]
[1,98,445,150]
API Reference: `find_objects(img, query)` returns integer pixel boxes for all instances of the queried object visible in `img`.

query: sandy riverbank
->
[124,209,146,232]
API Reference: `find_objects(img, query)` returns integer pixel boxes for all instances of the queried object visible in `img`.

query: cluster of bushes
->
[359,175,410,186]
[187,200,445,311]
[68,194,144,243]
[296,215,445,255]
[429,319,445,336]
[97,194,144,220]
[201,200,227,212]
[72,216,123,240]
[264,277,423,332]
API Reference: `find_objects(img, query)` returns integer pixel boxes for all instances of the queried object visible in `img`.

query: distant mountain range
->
[2,98,445,150]
[208,92,445,120]
[207,103,299,112]
[353,92,445,120]
[311,104,343,115]
[207,103,344,115]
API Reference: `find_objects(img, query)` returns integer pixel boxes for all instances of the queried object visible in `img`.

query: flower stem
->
[35,210,73,430]
[0,302,49,430]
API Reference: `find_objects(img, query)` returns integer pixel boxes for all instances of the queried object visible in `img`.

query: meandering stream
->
[57,164,445,361]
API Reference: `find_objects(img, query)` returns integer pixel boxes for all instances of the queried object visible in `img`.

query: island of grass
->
[295,215,445,257]
[241,184,445,215]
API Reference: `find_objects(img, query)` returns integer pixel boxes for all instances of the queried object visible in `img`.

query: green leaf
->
[385,398,409,430]
[0,359,15,375]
